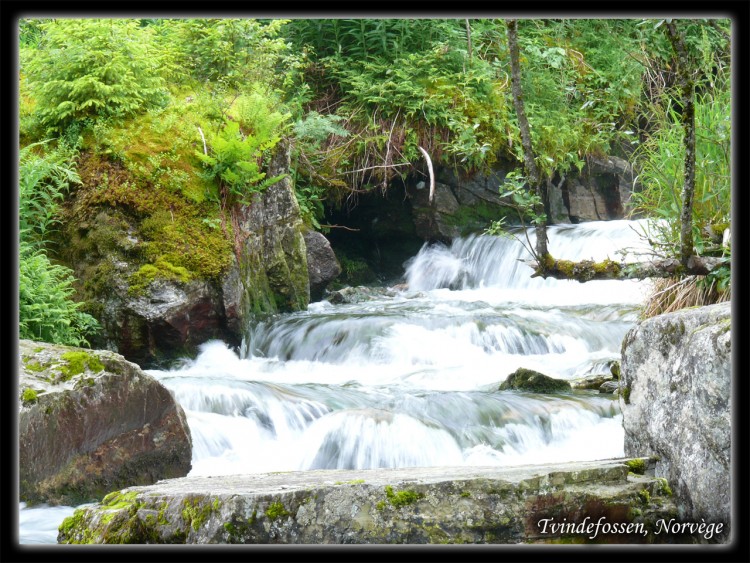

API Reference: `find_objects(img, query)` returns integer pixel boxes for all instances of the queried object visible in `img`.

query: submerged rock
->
[18,340,192,506]
[599,380,620,394]
[571,374,616,390]
[499,368,572,393]
[326,285,399,305]
[58,458,698,544]
[621,302,731,539]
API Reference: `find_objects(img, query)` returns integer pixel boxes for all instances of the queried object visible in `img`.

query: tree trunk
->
[506,19,548,260]
[665,20,696,268]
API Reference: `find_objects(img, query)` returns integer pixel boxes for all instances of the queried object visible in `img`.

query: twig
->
[342,163,412,174]
[319,224,361,232]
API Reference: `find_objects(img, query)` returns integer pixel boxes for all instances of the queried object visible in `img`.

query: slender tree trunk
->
[506,19,548,260]
[665,21,696,268]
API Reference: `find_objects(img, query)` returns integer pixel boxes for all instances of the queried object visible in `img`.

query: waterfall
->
[146,219,651,477]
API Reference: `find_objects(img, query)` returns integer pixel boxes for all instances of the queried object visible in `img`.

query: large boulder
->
[564,155,639,223]
[620,302,731,536]
[404,154,640,241]
[18,340,192,506]
[303,229,342,302]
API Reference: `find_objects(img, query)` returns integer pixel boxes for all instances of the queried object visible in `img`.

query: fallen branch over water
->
[525,255,729,281]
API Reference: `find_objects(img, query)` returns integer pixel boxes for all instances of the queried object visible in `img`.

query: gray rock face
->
[18,340,192,506]
[223,141,310,321]
[303,229,342,302]
[565,155,638,224]
[620,302,731,534]
[405,155,640,241]
[58,458,695,544]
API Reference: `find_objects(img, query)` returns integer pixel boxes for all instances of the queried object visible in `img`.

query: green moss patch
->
[21,388,39,405]
[265,501,291,521]
[181,497,220,532]
[128,259,192,296]
[625,458,647,475]
[59,351,105,381]
[384,485,424,508]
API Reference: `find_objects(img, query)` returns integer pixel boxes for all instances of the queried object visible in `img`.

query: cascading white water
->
[148,219,652,476]
[20,219,654,543]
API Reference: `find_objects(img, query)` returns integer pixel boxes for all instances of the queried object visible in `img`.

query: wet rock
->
[229,140,310,318]
[303,229,342,302]
[598,380,620,394]
[571,374,615,391]
[565,155,639,223]
[58,458,695,544]
[326,285,398,305]
[621,302,730,538]
[18,340,192,506]
[499,368,572,393]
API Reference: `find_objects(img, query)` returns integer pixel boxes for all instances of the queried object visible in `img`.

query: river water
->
[18,219,653,543]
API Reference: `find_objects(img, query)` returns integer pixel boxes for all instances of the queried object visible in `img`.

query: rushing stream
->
[19,219,654,544]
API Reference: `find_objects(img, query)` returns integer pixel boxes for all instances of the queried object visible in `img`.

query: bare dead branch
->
[417,146,435,205]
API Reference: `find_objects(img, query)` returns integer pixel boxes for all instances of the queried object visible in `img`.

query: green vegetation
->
[24,19,169,136]
[18,143,101,346]
[655,477,673,497]
[18,17,731,337]
[181,497,219,532]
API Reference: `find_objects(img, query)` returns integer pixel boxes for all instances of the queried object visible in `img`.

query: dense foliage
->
[17,17,731,342]
[18,144,100,346]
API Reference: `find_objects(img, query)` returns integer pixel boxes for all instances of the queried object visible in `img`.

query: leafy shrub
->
[24,18,169,134]
[19,240,100,346]
[160,19,290,88]
[19,141,100,346]
[19,142,80,247]
[196,87,289,204]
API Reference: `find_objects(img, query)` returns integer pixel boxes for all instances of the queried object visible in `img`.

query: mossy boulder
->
[18,340,192,506]
[499,368,572,393]
[56,142,312,367]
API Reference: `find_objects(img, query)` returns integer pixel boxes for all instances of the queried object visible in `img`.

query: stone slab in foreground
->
[58,457,717,544]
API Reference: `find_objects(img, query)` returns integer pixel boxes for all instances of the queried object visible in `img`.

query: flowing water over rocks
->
[20,219,655,543]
